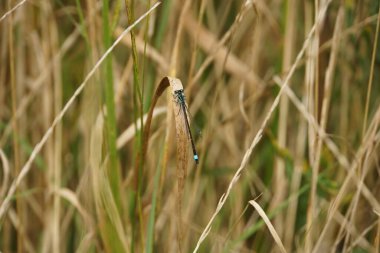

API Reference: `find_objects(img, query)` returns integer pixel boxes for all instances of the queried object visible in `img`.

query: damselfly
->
[174,89,199,165]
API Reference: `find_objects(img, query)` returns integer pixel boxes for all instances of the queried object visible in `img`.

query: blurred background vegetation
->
[1,0,380,252]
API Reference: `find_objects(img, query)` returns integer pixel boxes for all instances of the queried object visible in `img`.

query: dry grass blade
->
[238,83,251,127]
[169,0,191,76]
[0,26,81,147]
[248,200,287,253]
[0,0,27,22]
[75,232,96,253]
[90,113,130,252]
[273,77,380,252]
[54,188,94,230]
[184,1,263,87]
[7,208,35,253]
[98,168,130,251]
[363,3,380,134]
[0,149,10,199]
[170,78,191,253]
[138,77,170,165]
[192,2,331,252]
[273,76,350,167]
[271,0,297,239]
[0,2,160,222]
[307,5,344,249]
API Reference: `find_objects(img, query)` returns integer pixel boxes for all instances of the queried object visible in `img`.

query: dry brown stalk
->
[138,76,197,253]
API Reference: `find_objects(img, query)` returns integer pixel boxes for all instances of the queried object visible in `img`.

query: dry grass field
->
[1,0,380,252]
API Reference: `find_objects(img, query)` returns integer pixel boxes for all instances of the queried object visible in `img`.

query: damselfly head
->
[174,89,183,96]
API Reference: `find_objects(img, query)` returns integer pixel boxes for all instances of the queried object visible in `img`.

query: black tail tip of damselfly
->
[194,154,199,165]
